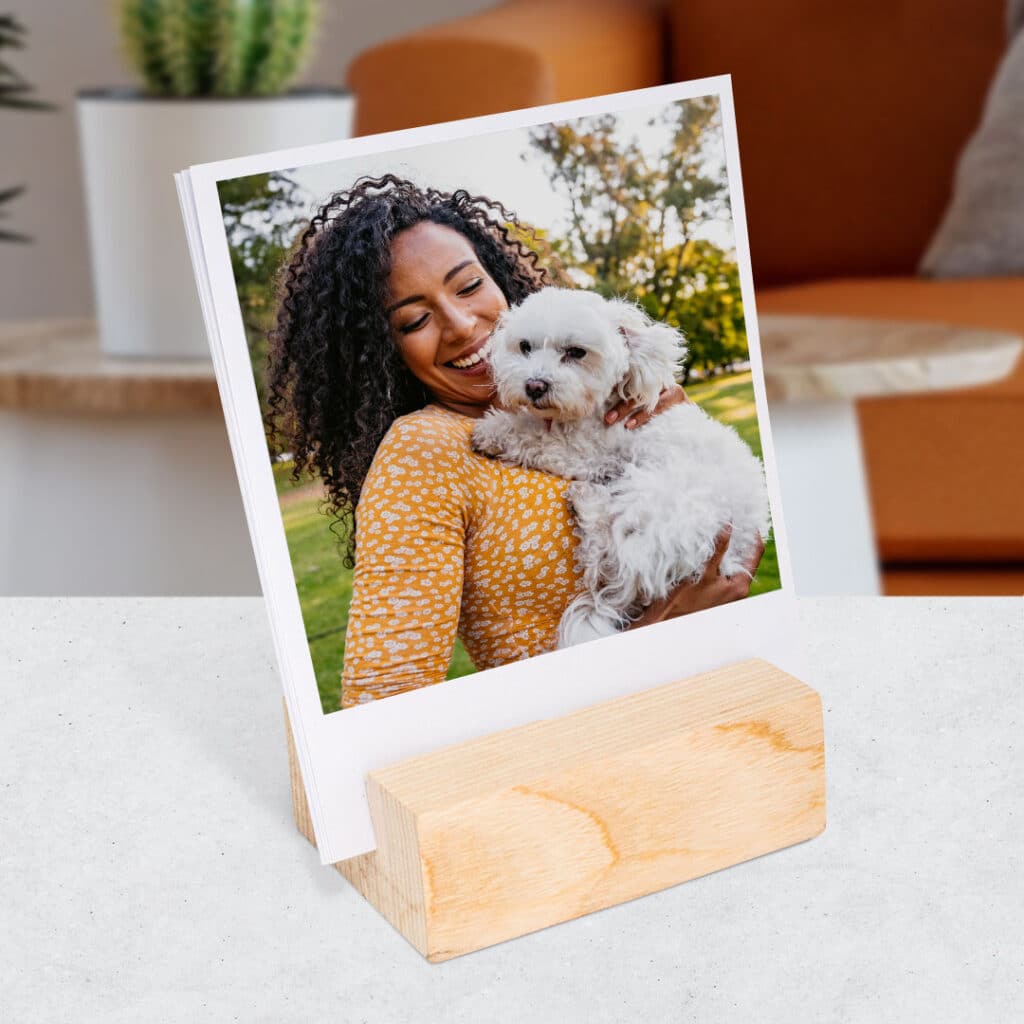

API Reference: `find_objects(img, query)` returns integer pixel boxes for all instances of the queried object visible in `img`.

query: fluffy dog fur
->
[471,287,770,649]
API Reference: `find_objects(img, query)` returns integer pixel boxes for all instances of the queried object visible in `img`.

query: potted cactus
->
[77,0,353,358]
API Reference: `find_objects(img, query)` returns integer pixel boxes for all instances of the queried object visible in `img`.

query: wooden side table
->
[0,319,258,595]
[2,316,1020,596]
[759,314,1022,595]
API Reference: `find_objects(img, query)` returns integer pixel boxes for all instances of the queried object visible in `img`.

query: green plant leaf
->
[0,185,31,242]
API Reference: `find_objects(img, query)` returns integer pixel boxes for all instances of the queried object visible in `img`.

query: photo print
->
[178,77,798,862]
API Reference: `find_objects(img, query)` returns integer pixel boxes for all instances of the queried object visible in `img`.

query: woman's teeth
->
[449,350,485,369]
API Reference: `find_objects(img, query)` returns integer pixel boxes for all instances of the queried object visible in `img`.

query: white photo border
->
[178,75,800,864]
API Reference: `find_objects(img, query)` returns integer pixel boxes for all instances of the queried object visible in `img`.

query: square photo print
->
[180,77,797,861]
[218,89,782,715]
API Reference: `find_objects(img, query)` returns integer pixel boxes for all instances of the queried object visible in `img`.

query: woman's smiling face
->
[385,221,508,417]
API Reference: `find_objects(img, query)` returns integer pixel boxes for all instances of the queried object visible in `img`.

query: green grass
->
[281,369,780,715]
[278,493,352,715]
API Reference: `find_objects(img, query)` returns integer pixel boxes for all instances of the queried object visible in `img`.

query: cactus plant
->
[117,0,320,97]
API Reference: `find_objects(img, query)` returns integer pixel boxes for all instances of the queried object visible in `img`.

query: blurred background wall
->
[0,0,493,322]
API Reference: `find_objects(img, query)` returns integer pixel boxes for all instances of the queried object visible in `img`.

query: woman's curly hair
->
[266,174,558,567]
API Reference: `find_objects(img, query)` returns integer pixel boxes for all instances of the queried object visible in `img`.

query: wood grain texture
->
[0,319,220,413]
[287,659,826,961]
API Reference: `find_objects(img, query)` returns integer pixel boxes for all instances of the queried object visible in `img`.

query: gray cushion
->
[920,26,1024,277]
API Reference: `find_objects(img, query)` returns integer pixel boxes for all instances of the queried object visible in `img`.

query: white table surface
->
[3,597,1021,1023]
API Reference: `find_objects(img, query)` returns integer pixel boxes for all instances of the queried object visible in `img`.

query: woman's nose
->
[439,298,477,339]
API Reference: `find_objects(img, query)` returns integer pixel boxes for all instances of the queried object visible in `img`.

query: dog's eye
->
[564,347,587,361]
[519,340,532,355]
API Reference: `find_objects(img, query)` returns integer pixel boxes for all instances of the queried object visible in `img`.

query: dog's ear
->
[607,299,686,412]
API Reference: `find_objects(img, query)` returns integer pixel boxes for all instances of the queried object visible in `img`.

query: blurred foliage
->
[668,240,747,381]
[528,98,748,382]
[217,170,308,412]
[1,14,56,243]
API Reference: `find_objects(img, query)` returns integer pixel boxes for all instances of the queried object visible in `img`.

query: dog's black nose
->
[525,378,549,400]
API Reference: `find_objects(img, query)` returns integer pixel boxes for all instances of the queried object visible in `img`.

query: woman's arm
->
[627,526,767,629]
[340,417,468,708]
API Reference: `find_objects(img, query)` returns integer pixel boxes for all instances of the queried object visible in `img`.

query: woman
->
[267,175,763,709]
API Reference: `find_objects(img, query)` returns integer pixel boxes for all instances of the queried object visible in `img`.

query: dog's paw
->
[470,417,507,459]
[469,433,498,458]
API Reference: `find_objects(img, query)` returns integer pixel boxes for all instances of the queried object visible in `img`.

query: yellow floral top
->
[340,404,581,708]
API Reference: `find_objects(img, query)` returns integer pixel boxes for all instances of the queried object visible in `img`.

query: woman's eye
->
[400,313,429,335]
[519,340,532,355]
[564,347,587,360]
[458,277,483,296]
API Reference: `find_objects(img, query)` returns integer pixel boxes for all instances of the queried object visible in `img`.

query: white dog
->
[471,287,770,649]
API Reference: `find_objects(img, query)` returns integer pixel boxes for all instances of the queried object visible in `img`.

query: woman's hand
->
[605,384,688,430]
[626,526,766,630]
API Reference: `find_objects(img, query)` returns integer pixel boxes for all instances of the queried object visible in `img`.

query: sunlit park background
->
[218,94,781,714]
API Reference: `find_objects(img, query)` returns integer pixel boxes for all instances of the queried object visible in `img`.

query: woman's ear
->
[607,299,686,412]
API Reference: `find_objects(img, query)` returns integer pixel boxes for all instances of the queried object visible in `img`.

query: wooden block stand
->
[288,658,826,962]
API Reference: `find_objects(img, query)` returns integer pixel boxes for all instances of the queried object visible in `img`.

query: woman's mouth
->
[448,349,486,369]
[443,341,491,375]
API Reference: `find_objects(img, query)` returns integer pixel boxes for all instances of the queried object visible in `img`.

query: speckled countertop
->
[3,596,1020,1022]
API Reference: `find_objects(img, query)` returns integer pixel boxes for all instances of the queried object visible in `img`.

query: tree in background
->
[668,240,747,383]
[217,171,309,409]
[527,97,746,380]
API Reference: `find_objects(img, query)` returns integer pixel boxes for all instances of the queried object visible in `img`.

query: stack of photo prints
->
[177,76,798,865]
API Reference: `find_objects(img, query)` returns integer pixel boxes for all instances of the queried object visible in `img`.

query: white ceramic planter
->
[77,90,354,359]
